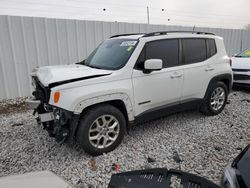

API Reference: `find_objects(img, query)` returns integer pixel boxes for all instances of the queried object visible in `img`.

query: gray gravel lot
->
[0,90,250,187]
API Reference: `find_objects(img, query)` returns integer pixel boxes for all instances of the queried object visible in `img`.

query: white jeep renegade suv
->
[28,31,233,155]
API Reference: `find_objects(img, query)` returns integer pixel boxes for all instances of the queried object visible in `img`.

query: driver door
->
[132,39,183,116]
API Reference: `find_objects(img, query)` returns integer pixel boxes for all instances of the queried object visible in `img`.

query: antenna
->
[147,6,150,24]
[192,25,196,33]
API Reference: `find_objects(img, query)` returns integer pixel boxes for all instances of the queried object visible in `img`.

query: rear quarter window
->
[207,39,217,58]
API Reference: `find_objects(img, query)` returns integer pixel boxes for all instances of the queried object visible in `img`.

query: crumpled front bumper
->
[26,98,80,143]
[26,98,55,124]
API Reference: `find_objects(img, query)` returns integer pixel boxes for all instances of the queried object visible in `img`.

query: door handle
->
[205,66,214,71]
[170,72,183,79]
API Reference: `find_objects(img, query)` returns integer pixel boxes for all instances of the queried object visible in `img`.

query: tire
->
[77,104,126,156]
[200,81,228,116]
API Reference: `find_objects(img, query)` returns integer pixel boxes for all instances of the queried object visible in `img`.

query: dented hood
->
[33,64,112,87]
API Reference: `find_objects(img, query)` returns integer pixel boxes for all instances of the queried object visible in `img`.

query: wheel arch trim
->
[74,93,134,121]
[205,73,233,96]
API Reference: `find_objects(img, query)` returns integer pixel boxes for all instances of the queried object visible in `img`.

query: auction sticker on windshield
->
[120,41,137,46]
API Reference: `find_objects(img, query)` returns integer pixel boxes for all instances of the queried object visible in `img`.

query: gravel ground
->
[0,90,250,187]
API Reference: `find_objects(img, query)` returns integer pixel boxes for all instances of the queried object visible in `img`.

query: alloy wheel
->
[210,87,226,111]
[88,115,120,149]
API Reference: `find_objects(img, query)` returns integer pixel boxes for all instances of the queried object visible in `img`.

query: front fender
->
[74,93,135,121]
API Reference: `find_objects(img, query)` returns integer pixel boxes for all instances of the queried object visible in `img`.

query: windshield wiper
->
[76,60,102,69]
[76,60,85,65]
[87,64,102,69]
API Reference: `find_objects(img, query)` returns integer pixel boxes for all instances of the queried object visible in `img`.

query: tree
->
[244,24,250,30]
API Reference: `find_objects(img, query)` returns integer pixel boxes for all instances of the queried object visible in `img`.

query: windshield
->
[235,48,250,58]
[83,39,138,70]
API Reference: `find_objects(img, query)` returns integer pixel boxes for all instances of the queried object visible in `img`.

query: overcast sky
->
[0,0,249,29]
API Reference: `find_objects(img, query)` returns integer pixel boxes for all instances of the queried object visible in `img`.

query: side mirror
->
[143,59,163,73]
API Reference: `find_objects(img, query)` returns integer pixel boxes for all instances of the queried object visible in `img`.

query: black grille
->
[234,74,250,80]
[32,77,50,103]
[232,68,250,72]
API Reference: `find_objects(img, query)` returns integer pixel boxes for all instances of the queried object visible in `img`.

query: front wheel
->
[200,81,228,115]
[77,104,126,156]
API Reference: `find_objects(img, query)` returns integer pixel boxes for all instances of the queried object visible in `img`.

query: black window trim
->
[179,39,183,66]
[134,45,146,70]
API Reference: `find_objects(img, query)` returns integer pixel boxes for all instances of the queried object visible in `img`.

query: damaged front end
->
[27,76,79,143]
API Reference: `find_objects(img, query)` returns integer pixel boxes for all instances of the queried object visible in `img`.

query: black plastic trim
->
[110,33,145,38]
[110,31,215,39]
[68,113,80,143]
[233,82,250,88]
[142,31,215,37]
[232,68,250,72]
[108,168,220,188]
[134,99,203,124]
[234,74,250,80]
[205,73,233,94]
[138,100,151,105]
[232,144,250,168]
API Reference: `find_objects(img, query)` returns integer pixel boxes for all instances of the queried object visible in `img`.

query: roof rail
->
[109,31,215,39]
[110,33,145,38]
[142,31,215,37]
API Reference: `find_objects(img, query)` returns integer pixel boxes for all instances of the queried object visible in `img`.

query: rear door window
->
[182,39,207,64]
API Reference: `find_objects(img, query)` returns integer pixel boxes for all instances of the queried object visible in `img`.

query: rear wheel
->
[77,104,126,155]
[200,81,228,115]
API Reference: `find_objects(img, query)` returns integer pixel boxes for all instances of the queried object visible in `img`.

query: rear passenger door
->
[180,38,217,102]
[132,39,184,116]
